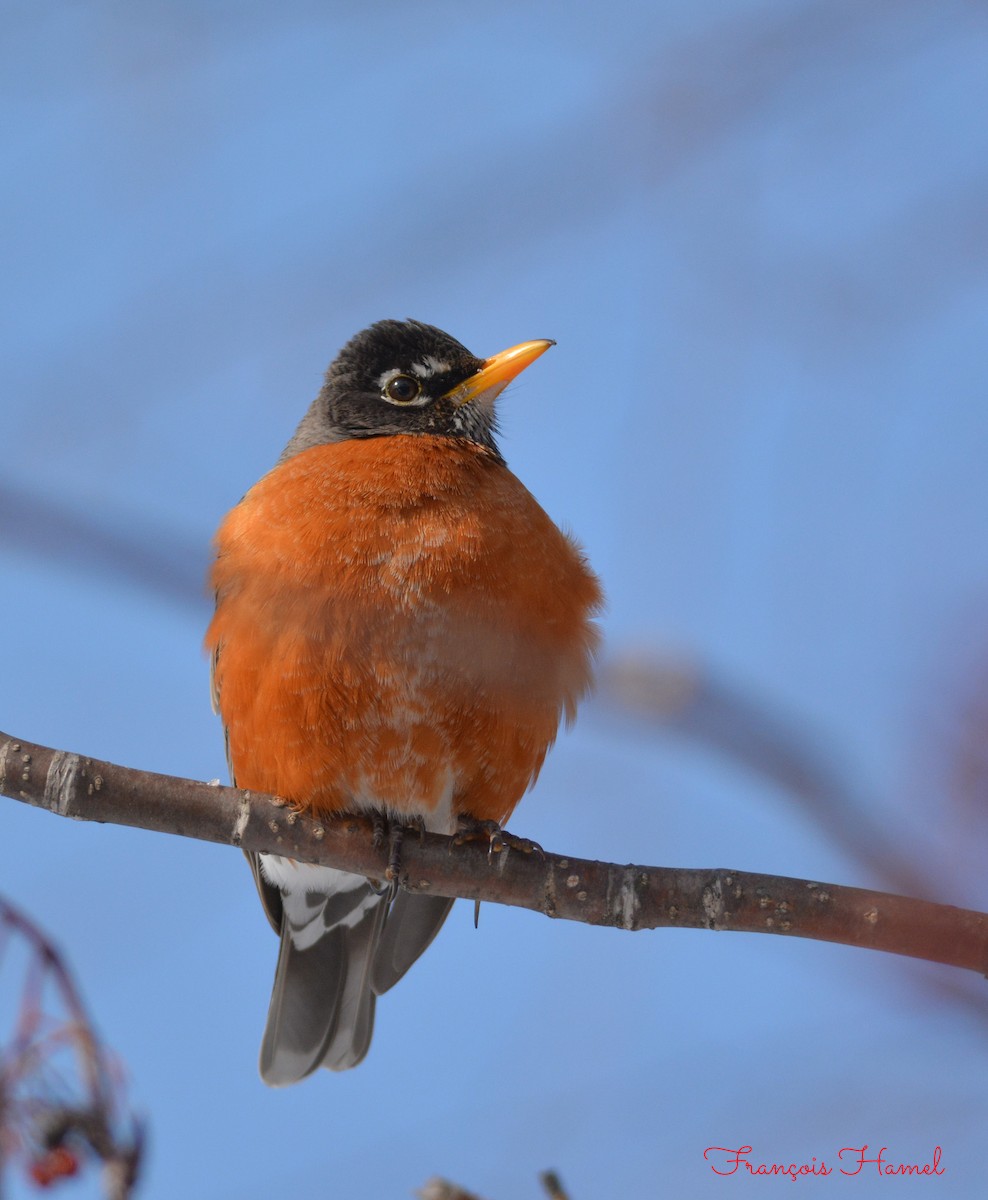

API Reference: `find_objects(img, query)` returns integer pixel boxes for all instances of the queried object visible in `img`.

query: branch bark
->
[2,729,986,977]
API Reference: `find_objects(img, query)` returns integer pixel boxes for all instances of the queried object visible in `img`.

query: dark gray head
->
[280,319,553,465]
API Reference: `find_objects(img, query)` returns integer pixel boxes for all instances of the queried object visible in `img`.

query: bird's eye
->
[384,375,421,403]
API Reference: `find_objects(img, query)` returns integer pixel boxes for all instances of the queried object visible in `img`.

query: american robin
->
[206,319,602,1085]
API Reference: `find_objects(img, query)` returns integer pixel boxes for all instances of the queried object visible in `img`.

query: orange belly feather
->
[206,435,602,825]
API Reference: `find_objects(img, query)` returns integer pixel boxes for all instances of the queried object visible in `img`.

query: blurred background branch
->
[418,1171,573,1200]
[0,897,141,1198]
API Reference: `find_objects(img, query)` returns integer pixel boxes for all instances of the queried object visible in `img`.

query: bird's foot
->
[453,816,545,861]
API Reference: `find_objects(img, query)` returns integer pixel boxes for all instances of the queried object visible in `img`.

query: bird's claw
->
[453,816,545,861]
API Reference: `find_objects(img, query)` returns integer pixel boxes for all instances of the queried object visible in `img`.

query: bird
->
[205,319,603,1085]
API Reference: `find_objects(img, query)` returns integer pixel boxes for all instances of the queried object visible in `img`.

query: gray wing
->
[246,849,282,933]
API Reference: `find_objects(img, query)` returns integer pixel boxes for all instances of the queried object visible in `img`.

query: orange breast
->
[206,435,602,825]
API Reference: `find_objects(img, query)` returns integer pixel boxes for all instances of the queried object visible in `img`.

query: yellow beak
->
[441,339,555,408]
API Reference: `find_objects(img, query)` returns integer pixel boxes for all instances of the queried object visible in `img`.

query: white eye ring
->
[379,370,430,406]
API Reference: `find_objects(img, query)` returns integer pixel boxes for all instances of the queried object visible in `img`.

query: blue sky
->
[3,2,988,1196]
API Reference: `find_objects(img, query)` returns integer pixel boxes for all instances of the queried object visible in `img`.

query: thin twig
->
[417,1180,487,1200]
[540,1170,571,1200]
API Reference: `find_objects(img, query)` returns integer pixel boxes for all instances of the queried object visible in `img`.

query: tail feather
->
[371,892,455,995]
[257,869,389,1085]
[253,858,455,1082]
[317,889,388,1071]
[260,921,347,1086]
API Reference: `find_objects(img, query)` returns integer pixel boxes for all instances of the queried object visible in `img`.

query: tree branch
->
[2,729,986,977]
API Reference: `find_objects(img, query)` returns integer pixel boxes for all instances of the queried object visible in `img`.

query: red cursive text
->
[704,1146,832,1180]
[838,1145,945,1177]
[703,1144,946,1180]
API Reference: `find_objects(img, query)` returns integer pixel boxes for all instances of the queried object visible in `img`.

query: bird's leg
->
[371,811,388,851]
[360,812,391,895]
[382,814,426,901]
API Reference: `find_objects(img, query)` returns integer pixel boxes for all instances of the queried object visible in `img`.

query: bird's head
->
[281,319,553,464]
